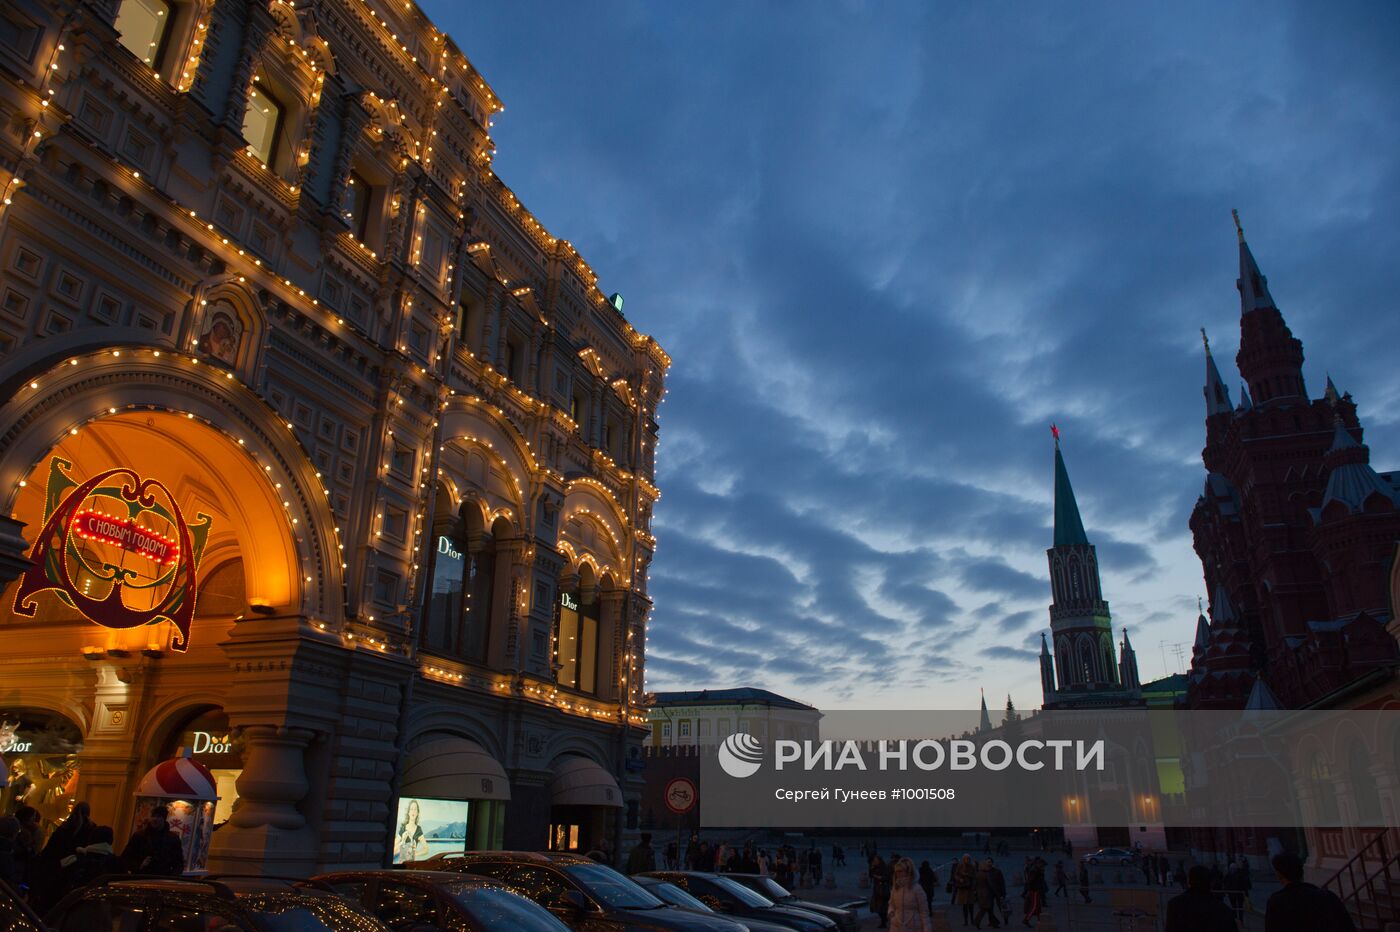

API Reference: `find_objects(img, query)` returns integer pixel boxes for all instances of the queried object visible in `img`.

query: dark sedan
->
[631,876,794,932]
[45,875,386,931]
[413,850,747,931]
[639,873,837,932]
[314,869,572,931]
[723,875,858,931]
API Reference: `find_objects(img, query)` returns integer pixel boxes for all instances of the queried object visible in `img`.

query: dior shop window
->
[422,503,494,662]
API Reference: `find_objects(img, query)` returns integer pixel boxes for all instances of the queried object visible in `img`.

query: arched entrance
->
[0,349,341,621]
[0,351,341,868]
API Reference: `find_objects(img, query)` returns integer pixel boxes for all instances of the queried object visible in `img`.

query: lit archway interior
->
[6,410,300,646]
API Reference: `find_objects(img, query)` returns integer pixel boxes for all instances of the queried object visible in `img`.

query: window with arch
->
[422,504,493,662]
[1077,638,1096,684]
[1101,636,1115,685]
[1308,753,1339,823]
[556,575,599,695]
[1348,741,1382,825]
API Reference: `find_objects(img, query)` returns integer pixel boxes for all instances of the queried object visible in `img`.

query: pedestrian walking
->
[1164,866,1235,932]
[973,859,1002,928]
[1052,860,1068,897]
[1077,859,1092,904]
[887,857,931,932]
[869,854,891,928]
[953,853,976,927]
[917,860,938,916]
[626,833,656,874]
[1222,858,1245,917]
[989,860,1008,926]
[119,805,184,876]
[685,834,701,870]
[1021,857,1047,927]
[1264,851,1356,932]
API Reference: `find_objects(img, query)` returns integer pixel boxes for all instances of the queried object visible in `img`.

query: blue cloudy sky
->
[422,1,1400,710]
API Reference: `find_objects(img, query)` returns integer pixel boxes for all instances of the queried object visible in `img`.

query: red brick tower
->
[1186,215,1400,709]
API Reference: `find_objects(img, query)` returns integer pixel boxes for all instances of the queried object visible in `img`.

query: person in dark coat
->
[11,805,42,891]
[59,825,126,895]
[868,854,891,928]
[987,859,1008,925]
[1021,858,1047,926]
[119,805,184,876]
[972,859,1001,928]
[626,833,656,874]
[917,860,938,915]
[1164,866,1236,932]
[1051,860,1068,897]
[0,815,22,887]
[1077,859,1092,903]
[1264,852,1356,932]
[32,801,92,911]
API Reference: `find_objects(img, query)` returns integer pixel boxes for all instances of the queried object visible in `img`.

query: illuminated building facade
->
[0,0,666,873]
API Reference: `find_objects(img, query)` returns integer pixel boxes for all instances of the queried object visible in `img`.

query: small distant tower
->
[1041,427,1144,709]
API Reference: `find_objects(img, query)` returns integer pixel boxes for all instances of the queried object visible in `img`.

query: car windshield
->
[448,886,572,931]
[239,892,385,931]
[752,876,792,899]
[562,863,665,909]
[647,881,713,912]
[710,876,774,908]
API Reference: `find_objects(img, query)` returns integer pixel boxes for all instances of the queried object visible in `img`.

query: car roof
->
[426,850,597,867]
[314,869,500,886]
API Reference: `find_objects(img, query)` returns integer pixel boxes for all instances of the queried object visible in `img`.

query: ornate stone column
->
[488,537,526,671]
[597,588,624,703]
[209,614,340,875]
[228,725,316,830]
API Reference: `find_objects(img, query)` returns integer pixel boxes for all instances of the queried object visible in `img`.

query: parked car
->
[413,850,747,930]
[1,878,48,932]
[639,873,836,932]
[314,869,572,931]
[1081,847,1136,866]
[631,875,793,932]
[723,875,857,931]
[45,875,386,931]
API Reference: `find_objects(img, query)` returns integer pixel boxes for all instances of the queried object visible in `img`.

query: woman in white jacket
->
[887,857,932,932]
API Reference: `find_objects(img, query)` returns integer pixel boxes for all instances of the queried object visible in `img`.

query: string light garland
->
[8,0,666,731]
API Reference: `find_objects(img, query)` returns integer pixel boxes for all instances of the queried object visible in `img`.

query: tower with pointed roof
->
[1041,436,1143,709]
[1186,214,1400,710]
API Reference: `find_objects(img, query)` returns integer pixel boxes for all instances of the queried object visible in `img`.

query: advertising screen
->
[392,796,470,864]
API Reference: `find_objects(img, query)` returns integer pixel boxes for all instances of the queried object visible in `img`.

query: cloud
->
[429,0,1400,709]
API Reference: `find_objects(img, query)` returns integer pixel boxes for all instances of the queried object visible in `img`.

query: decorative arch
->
[0,348,343,622]
[559,478,627,580]
[1076,634,1096,683]
[402,710,508,763]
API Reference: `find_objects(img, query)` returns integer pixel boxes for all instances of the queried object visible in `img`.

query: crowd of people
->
[0,801,184,914]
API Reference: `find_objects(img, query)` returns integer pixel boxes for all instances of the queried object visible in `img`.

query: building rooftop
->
[647,688,817,712]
